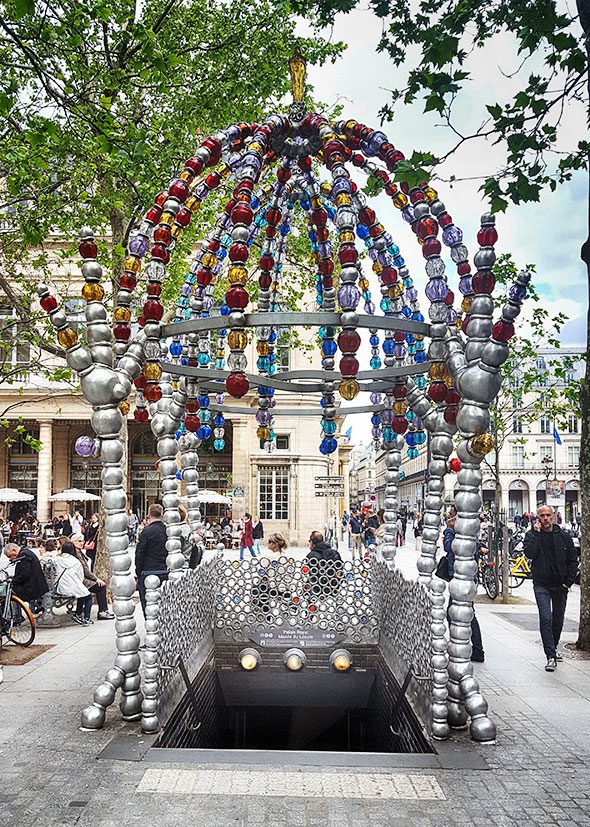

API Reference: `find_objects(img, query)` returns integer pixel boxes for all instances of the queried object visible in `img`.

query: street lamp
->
[542,455,553,481]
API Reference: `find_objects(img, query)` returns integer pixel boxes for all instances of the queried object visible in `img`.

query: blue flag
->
[345,426,353,439]
[553,425,562,445]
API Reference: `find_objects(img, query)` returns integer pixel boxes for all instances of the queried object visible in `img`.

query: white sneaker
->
[545,657,557,672]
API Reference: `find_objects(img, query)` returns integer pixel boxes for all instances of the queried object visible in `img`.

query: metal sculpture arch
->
[37,55,529,743]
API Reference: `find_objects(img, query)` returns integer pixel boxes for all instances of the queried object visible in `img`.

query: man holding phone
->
[523,505,578,672]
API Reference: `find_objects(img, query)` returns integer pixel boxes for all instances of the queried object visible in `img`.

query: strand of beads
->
[140,574,162,733]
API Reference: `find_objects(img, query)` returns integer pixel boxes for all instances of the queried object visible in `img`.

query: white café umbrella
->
[0,488,34,502]
[192,489,232,505]
[49,488,101,502]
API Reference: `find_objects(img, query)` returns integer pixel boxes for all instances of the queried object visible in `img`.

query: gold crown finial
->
[289,48,306,103]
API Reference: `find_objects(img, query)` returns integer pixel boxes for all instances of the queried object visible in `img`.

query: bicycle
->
[477,546,499,600]
[0,570,36,647]
[505,552,532,590]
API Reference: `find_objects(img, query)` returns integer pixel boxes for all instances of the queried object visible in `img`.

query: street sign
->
[250,627,344,648]
[314,475,344,483]
[314,483,345,489]
[315,491,344,497]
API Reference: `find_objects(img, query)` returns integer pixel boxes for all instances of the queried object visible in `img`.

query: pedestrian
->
[363,510,379,557]
[84,512,100,569]
[54,541,93,625]
[127,509,139,543]
[349,509,363,559]
[3,542,49,612]
[70,534,114,622]
[514,512,521,529]
[521,512,529,530]
[71,510,84,535]
[523,505,578,671]
[252,515,264,555]
[395,516,404,547]
[375,508,387,545]
[556,510,563,525]
[134,503,169,614]
[239,513,256,561]
[443,516,485,662]
[177,504,194,566]
[306,530,343,598]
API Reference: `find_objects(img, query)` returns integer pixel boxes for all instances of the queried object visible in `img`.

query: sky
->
[296,8,588,443]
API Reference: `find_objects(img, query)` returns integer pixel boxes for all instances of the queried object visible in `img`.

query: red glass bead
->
[176,208,191,228]
[137,314,145,327]
[185,157,204,176]
[186,399,199,413]
[147,283,162,297]
[477,226,498,247]
[438,213,453,228]
[145,207,162,224]
[417,218,438,240]
[231,203,253,226]
[472,271,496,294]
[392,385,407,399]
[226,371,249,398]
[224,198,236,216]
[311,209,327,227]
[409,188,425,204]
[169,179,189,202]
[79,240,97,258]
[184,414,200,432]
[196,269,212,287]
[446,388,461,405]
[134,375,146,389]
[150,244,170,264]
[368,224,381,238]
[40,295,57,313]
[449,458,462,472]
[142,299,164,321]
[358,207,376,227]
[225,286,249,309]
[229,243,248,263]
[339,247,358,265]
[340,355,359,376]
[188,357,198,368]
[422,239,442,258]
[323,276,334,288]
[154,190,168,207]
[260,254,274,270]
[324,139,344,158]
[338,330,361,353]
[259,273,272,289]
[428,382,448,402]
[394,331,405,342]
[144,384,162,403]
[457,262,471,276]
[202,137,222,165]
[316,227,329,242]
[444,405,458,426]
[153,225,171,245]
[205,172,221,189]
[298,156,312,172]
[385,149,405,171]
[352,153,365,168]
[445,290,455,306]
[134,408,149,423]
[392,416,408,434]
[266,207,281,225]
[381,267,397,286]
[492,320,514,342]
[319,258,334,276]
[277,167,291,183]
[113,323,131,341]
[265,226,276,239]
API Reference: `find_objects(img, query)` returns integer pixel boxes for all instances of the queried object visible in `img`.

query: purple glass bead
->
[371,426,381,438]
[129,234,149,257]
[194,286,205,298]
[370,392,382,404]
[401,205,414,224]
[332,178,352,196]
[377,250,392,266]
[213,261,223,275]
[381,410,394,425]
[256,410,271,425]
[338,284,361,310]
[181,283,192,297]
[414,417,423,430]
[446,308,458,324]
[459,276,473,295]
[202,296,213,311]
[215,394,225,404]
[75,435,96,458]
[509,283,527,302]
[194,183,209,199]
[318,242,331,257]
[442,225,463,246]
[393,344,406,358]
[425,279,449,301]
[269,398,276,408]
[406,287,418,301]
[369,247,378,261]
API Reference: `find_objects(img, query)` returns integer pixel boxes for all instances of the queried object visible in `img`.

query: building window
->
[511,392,522,410]
[568,446,580,467]
[511,445,524,468]
[133,430,158,455]
[276,342,290,372]
[8,463,38,497]
[540,416,551,434]
[568,416,579,434]
[565,368,575,383]
[512,416,522,434]
[539,445,552,463]
[259,465,289,521]
[0,301,31,366]
[276,435,290,451]
[536,356,546,371]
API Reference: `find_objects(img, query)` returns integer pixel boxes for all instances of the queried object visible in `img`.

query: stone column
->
[36,420,53,522]
[231,418,248,520]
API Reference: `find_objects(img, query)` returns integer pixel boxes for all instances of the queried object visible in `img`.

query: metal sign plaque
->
[249,627,344,648]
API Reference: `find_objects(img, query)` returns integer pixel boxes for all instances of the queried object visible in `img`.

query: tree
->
[290,0,590,649]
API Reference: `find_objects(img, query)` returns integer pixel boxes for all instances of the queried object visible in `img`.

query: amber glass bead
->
[392,401,407,415]
[339,231,355,244]
[171,225,182,240]
[119,401,130,416]
[423,186,438,201]
[57,328,78,348]
[186,196,201,212]
[339,379,359,400]
[392,193,408,209]
[228,265,247,285]
[160,212,175,227]
[461,296,473,313]
[470,433,495,456]
[358,278,370,291]
[202,252,217,268]
[335,194,352,207]
[256,342,270,355]
[257,426,270,441]
[389,282,404,298]
[123,256,141,274]
[228,330,248,351]
[82,283,104,302]
[114,307,131,322]
[428,362,447,380]
[144,362,162,381]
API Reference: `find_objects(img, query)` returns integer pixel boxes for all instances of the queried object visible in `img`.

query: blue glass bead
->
[214,415,225,426]
[220,304,230,316]
[322,420,337,434]
[406,410,416,421]
[416,431,427,444]
[257,356,270,372]
[393,256,405,268]
[406,432,417,447]
[371,415,381,427]
[382,427,395,444]
[198,395,210,407]
[380,298,391,312]
[412,311,425,322]
[214,439,225,451]
[356,225,370,239]
[215,359,224,369]
[170,341,182,357]
[399,470,406,481]
[198,410,211,423]
[370,335,379,346]
[268,331,277,343]
[181,357,189,366]
[218,329,227,337]
[389,243,400,257]
[251,195,260,209]
[197,353,210,365]
[320,436,338,454]
[382,338,395,355]
[362,290,371,301]
[322,340,338,356]
[405,334,415,344]
[408,344,417,355]
[197,425,212,440]
[316,295,323,306]
[370,357,382,369]
[407,447,419,459]
[415,376,427,388]
[415,352,427,363]
[401,306,411,318]
[175,430,182,440]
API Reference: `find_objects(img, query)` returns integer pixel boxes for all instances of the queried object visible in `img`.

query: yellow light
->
[330,649,352,672]
[238,648,260,671]
[284,648,305,671]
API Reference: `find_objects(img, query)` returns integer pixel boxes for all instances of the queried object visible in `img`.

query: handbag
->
[84,540,95,551]
[435,553,452,581]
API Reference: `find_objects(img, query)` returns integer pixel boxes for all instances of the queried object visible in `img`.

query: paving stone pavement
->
[1,543,590,826]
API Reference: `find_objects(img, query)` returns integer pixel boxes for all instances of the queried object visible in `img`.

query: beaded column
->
[430,576,450,740]
[380,435,405,562]
[141,574,162,733]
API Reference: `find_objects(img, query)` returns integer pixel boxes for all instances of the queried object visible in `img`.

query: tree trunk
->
[576,0,590,650]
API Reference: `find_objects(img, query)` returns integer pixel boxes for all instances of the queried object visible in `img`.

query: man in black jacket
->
[4,543,49,610]
[523,505,578,672]
[305,531,342,599]
[135,504,168,614]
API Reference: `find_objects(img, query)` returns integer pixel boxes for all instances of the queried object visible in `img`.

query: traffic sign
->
[315,491,344,497]
[314,475,345,483]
